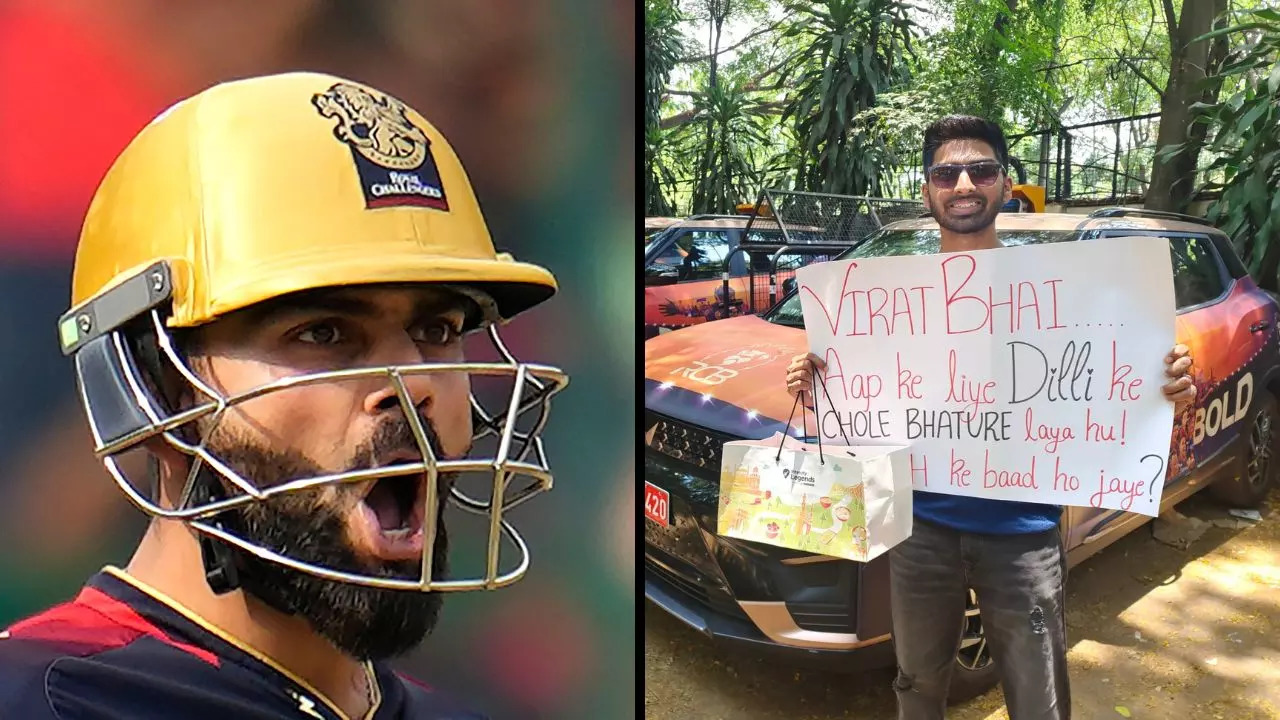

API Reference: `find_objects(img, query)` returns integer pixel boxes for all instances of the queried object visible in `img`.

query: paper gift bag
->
[717,431,913,562]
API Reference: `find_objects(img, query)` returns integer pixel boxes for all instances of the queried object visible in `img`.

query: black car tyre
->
[1209,390,1280,507]
[947,589,1000,704]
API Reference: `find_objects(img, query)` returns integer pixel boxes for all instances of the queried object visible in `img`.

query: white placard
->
[794,236,1176,516]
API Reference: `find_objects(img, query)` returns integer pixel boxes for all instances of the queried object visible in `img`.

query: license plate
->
[644,482,670,527]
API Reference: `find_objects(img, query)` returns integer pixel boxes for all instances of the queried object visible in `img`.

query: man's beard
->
[197,418,452,661]
[928,192,1002,235]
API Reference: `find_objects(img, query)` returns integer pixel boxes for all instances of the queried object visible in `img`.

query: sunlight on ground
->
[955,507,1280,720]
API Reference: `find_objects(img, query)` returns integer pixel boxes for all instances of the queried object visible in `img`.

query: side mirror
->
[782,277,798,295]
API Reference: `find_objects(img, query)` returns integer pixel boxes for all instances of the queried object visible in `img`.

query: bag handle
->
[812,360,854,448]
[778,359,854,464]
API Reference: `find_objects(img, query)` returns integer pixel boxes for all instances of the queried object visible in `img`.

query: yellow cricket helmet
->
[64,71,554,338]
[57,72,568,595]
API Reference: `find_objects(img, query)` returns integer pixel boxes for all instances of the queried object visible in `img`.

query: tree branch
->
[1038,55,1160,72]
[659,100,787,130]
[1119,55,1165,98]
[1161,0,1178,39]
[746,49,806,89]
[676,18,786,63]
[660,109,699,130]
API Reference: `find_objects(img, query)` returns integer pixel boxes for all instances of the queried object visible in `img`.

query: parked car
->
[642,208,1280,701]
[644,216,681,243]
[642,214,834,339]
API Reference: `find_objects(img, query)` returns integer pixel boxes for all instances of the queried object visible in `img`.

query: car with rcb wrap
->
[645,216,680,242]
[642,208,1280,701]
[643,215,837,339]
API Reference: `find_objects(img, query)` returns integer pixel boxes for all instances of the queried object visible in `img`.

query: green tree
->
[645,126,682,217]
[645,0,686,215]
[675,78,774,213]
[923,0,1066,126]
[1146,0,1231,213]
[1198,7,1280,289]
[778,0,919,196]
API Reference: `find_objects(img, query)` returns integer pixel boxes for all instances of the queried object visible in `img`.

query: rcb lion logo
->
[312,82,449,210]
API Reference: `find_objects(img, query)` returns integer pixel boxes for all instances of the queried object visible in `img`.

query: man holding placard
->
[784,116,1198,720]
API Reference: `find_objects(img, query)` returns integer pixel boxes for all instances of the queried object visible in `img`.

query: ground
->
[645,492,1280,719]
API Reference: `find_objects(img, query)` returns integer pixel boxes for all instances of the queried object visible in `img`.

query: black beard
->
[199,418,451,661]
[928,193,1002,235]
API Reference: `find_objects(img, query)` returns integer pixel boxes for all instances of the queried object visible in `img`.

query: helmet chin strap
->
[184,463,243,596]
[199,526,242,596]
[186,462,312,619]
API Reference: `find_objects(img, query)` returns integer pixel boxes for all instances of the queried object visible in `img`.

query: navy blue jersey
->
[0,567,486,719]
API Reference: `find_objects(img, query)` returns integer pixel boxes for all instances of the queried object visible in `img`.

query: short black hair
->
[922,115,1010,175]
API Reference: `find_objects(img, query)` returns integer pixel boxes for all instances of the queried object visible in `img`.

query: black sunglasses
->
[927,161,1004,189]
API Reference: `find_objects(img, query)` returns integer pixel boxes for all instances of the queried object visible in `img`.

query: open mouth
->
[357,463,428,559]
[948,198,984,215]
[363,473,422,533]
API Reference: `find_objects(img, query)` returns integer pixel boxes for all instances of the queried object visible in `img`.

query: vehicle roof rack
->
[742,189,925,247]
[684,214,748,221]
[1087,207,1208,225]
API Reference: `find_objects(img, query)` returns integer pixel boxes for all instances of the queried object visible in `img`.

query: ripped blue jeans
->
[889,518,1070,720]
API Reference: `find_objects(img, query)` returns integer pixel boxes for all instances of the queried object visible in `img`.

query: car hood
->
[644,315,808,439]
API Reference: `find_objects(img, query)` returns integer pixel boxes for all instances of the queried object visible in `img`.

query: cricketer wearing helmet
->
[0,72,568,720]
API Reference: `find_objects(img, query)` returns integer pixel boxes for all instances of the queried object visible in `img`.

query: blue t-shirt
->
[914,491,1061,534]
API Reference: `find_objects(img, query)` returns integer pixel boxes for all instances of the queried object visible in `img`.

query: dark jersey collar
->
[86,566,400,720]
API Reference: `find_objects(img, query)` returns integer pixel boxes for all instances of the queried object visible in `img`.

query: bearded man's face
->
[921,138,1011,235]
[180,285,476,660]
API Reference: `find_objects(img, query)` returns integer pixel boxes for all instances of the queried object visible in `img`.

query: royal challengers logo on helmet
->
[311,82,450,211]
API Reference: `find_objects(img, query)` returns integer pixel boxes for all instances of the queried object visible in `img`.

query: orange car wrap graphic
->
[1168,280,1280,476]
[644,278,750,331]
[644,316,814,440]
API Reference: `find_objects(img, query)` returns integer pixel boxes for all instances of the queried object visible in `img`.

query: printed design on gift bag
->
[717,366,910,562]
[850,526,869,557]
[718,456,869,558]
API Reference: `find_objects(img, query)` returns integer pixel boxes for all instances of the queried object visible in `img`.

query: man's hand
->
[1162,344,1196,414]
[785,352,826,399]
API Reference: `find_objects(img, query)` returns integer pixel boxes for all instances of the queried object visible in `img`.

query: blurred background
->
[0,0,634,717]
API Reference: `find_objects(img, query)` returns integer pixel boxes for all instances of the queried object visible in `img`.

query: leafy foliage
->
[919,0,1066,126]
[1198,7,1280,289]
[778,0,918,196]
[675,78,774,213]
[644,0,687,214]
[645,127,682,216]
[1054,0,1171,120]
[645,0,1273,226]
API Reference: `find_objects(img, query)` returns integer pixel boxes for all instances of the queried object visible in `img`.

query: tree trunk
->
[1147,0,1228,213]
[1037,0,1066,191]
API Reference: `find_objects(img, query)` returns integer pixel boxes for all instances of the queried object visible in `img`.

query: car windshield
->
[763,228,1079,327]
[643,229,669,257]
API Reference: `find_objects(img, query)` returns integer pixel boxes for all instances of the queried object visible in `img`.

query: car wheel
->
[947,589,1000,704]
[1210,391,1280,507]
